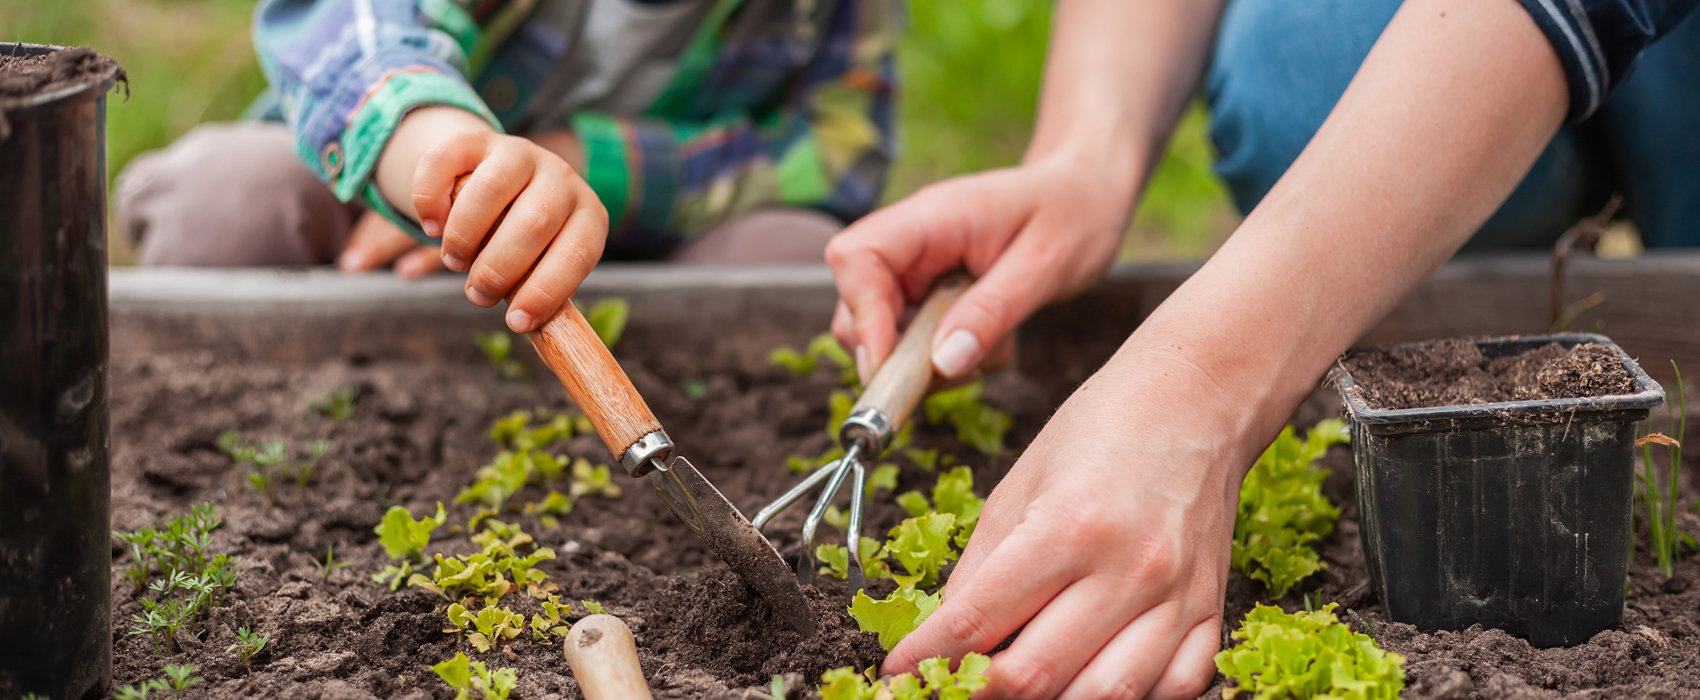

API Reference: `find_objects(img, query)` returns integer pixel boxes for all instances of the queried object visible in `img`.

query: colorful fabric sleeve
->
[253,0,504,241]
[572,0,898,256]
[1512,0,1699,121]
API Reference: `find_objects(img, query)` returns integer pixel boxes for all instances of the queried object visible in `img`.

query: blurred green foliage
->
[1,0,1232,259]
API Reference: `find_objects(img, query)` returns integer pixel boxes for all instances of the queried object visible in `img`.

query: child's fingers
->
[505,190,608,333]
[413,132,493,238]
[440,150,535,273]
[394,245,448,279]
[462,159,576,308]
[338,211,420,271]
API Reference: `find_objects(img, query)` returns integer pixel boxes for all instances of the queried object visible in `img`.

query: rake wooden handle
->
[852,271,972,429]
[448,175,661,460]
[565,614,654,700]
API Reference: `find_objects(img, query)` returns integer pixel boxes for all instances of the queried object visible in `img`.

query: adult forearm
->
[1024,0,1225,203]
[1113,0,1569,453]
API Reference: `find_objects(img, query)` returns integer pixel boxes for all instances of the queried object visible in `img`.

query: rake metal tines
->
[750,441,869,593]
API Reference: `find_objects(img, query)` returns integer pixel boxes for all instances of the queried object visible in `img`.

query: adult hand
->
[882,347,1243,699]
[825,155,1133,384]
[336,210,448,278]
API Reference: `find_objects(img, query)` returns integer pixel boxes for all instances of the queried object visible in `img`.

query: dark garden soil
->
[0,46,124,102]
[1341,339,1635,411]
[110,338,1699,699]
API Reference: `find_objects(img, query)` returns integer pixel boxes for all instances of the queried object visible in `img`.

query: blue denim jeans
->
[1204,0,1700,249]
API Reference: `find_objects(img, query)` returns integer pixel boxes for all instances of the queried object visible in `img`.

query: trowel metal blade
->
[648,456,817,636]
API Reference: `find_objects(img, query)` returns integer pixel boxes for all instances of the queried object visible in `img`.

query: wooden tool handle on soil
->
[565,614,654,700]
[852,272,972,428]
[448,175,660,459]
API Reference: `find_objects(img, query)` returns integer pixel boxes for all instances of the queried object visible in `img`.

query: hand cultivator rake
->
[752,273,971,593]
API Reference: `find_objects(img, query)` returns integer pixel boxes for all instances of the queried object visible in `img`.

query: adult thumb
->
[930,266,1047,379]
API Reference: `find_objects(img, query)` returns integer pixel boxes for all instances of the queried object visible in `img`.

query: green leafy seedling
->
[529,596,572,643]
[433,652,518,700]
[580,599,607,615]
[847,578,942,651]
[922,381,1013,457]
[885,512,959,588]
[227,626,267,673]
[313,386,357,420]
[162,663,200,699]
[582,298,630,348]
[817,652,989,700]
[569,458,622,499]
[473,331,531,382]
[373,503,447,590]
[1215,603,1405,699]
[115,679,168,700]
[1232,420,1348,598]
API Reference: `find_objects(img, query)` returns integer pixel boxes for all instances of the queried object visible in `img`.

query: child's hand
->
[374,107,607,334]
[337,211,449,278]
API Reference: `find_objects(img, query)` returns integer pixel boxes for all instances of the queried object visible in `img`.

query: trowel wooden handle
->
[448,175,660,459]
[852,271,972,430]
[565,614,654,700]
[530,306,662,459]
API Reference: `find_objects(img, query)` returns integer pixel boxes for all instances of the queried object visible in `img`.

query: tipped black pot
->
[0,42,121,699]
[1336,333,1664,648]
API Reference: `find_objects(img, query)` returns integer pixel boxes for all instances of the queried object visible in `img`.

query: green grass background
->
[1,0,1235,261]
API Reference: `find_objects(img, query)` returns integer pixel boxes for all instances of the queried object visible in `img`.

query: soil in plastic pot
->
[1339,338,1636,410]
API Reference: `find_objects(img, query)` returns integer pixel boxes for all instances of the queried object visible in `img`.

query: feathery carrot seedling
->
[312,546,351,583]
[312,386,358,420]
[162,663,200,699]
[227,626,268,673]
[1639,362,1688,578]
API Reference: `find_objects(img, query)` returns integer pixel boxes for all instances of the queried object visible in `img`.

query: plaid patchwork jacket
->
[253,0,899,255]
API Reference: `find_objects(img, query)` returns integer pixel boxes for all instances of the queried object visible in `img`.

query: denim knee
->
[1204,0,1402,215]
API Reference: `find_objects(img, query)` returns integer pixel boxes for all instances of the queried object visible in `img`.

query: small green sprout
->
[432,652,518,700]
[445,603,526,653]
[865,463,900,499]
[1639,361,1687,578]
[681,377,709,400]
[473,331,531,382]
[219,432,288,503]
[227,626,267,673]
[115,679,167,700]
[525,490,574,530]
[582,297,630,348]
[162,663,200,698]
[580,599,607,615]
[816,537,891,581]
[313,546,351,583]
[295,440,331,487]
[529,595,572,644]
[313,387,358,420]
[569,458,622,499]
[818,653,988,700]
[885,513,959,589]
[769,333,859,386]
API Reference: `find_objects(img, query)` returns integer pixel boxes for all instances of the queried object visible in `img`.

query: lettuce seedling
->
[770,333,859,386]
[569,458,622,499]
[922,381,1012,456]
[489,411,532,447]
[866,463,900,499]
[1215,603,1405,699]
[457,450,533,511]
[816,537,892,581]
[886,513,959,588]
[787,445,845,474]
[473,331,530,382]
[902,447,957,473]
[581,599,607,615]
[433,652,518,700]
[227,626,267,673]
[530,596,572,643]
[848,579,942,651]
[582,297,630,348]
[373,503,447,590]
[1232,420,1348,598]
[446,603,526,652]
[525,490,574,529]
[818,653,989,700]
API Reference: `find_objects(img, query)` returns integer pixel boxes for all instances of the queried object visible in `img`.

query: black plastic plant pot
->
[1335,333,1664,648]
[0,43,121,699]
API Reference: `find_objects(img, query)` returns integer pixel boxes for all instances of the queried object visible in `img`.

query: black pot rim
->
[0,42,122,116]
[1335,332,1666,425]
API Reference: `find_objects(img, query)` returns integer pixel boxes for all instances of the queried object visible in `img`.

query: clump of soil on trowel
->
[1341,339,1634,410]
[0,46,124,101]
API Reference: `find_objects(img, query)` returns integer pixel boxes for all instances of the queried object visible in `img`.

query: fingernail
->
[337,250,364,272]
[855,345,871,385]
[443,252,468,272]
[466,286,496,307]
[933,329,980,378]
[422,219,441,238]
[506,308,533,333]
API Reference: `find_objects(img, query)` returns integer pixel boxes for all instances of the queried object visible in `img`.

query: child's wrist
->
[374,106,496,219]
